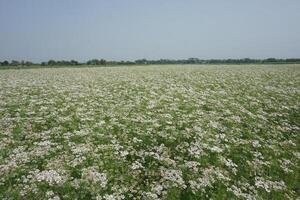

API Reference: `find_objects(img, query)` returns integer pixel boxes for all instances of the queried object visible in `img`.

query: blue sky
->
[0,0,299,62]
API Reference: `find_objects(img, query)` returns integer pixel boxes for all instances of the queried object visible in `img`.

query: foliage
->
[0,65,299,199]
[1,58,300,68]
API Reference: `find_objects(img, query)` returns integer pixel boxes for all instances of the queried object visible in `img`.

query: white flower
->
[210,146,223,153]
[255,177,286,193]
[144,192,159,200]
[103,194,116,200]
[131,161,144,170]
[82,167,108,187]
[160,169,186,189]
[119,150,129,157]
[35,170,63,185]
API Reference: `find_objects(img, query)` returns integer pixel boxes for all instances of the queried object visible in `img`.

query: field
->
[0,65,299,200]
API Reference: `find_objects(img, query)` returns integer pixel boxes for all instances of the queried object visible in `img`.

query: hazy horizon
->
[1,0,300,62]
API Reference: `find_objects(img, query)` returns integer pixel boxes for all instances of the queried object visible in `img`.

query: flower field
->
[0,65,299,200]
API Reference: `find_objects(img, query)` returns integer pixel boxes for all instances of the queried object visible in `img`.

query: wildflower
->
[35,170,63,185]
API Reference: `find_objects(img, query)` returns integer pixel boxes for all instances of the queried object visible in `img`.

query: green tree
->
[100,59,106,65]
[48,60,56,65]
[10,60,20,66]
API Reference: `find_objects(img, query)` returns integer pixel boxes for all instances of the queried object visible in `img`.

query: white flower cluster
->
[160,168,186,189]
[35,170,64,185]
[255,177,286,193]
[82,167,108,188]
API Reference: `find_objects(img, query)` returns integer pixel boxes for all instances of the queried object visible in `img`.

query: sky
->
[0,0,300,62]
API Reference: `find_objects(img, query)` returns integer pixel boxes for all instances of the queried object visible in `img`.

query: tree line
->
[1,58,300,67]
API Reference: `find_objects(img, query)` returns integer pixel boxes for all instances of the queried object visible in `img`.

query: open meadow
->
[0,65,299,199]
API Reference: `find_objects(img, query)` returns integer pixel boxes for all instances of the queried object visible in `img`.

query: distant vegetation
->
[1,58,300,68]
